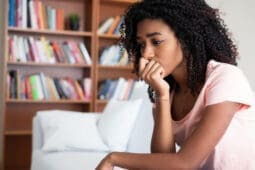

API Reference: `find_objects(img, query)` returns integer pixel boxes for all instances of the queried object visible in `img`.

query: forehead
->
[136,19,173,36]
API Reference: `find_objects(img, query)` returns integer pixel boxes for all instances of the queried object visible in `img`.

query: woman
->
[96,0,255,169]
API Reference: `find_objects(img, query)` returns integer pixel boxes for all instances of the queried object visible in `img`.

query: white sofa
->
[31,83,154,170]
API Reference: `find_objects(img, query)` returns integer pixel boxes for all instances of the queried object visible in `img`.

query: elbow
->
[150,142,176,153]
[150,148,169,153]
[151,145,166,153]
[151,146,176,153]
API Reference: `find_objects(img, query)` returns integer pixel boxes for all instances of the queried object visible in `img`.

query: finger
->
[151,65,165,80]
[139,57,149,76]
[140,60,156,80]
[144,62,161,81]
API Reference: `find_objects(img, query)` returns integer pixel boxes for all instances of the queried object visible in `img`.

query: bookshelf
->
[0,0,138,169]
[0,0,7,169]
[95,0,137,111]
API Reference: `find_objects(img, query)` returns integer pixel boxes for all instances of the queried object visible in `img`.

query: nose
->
[141,45,154,60]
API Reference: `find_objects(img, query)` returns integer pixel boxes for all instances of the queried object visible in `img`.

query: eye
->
[152,40,163,46]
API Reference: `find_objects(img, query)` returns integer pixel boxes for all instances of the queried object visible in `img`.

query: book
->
[97,17,115,34]
[62,43,76,64]
[23,37,32,61]
[25,76,32,99]
[45,77,60,100]
[16,0,22,27]
[74,80,85,100]
[56,9,64,30]
[99,45,121,65]
[29,0,38,29]
[20,76,26,99]
[98,79,112,99]
[29,74,44,100]
[118,49,129,66]
[111,77,125,100]
[9,70,18,99]
[28,36,40,63]
[83,78,91,99]
[8,37,14,61]
[105,80,117,99]
[51,41,66,63]
[67,41,83,64]
[21,0,27,28]
[41,2,47,29]
[79,42,91,65]
[6,72,10,99]
[113,16,124,35]
[39,72,49,99]
[37,1,44,29]
[107,16,120,35]
[53,78,68,99]
[59,79,77,99]
[8,0,15,27]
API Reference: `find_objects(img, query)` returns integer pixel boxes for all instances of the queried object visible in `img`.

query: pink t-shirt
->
[172,60,255,170]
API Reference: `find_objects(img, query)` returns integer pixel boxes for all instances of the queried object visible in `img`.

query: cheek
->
[160,46,180,64]
[159,48,183,74]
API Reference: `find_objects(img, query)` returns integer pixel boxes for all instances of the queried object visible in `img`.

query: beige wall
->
[221,0,255,90]
[207,0,255,90]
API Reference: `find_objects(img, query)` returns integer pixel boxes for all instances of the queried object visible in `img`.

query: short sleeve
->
[205,62,254,107]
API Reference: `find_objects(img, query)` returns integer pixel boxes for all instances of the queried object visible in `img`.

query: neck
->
[171,60,189,92]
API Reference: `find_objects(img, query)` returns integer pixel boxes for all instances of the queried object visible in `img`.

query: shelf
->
[4,131,32,136]
[7,61,91,68]
[98,65,133,70]
[96,99,108,104]
[6,99,91,104]
[102,0,139,5]
[8,27,93,37]
[98,34,120,39]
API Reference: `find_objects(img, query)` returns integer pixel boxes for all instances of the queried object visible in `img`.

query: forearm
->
[151,97,175,153]
[110,152,189,169]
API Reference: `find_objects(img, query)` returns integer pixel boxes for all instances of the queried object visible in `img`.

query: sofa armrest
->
[32,115,43,150]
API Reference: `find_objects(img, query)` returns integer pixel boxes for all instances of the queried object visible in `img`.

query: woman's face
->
[136,19,184,77]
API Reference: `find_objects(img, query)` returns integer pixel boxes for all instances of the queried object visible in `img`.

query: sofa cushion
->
[97,99,143,151]
[37,110,109,152]
[127,83,154,153]
[31,150,108,170]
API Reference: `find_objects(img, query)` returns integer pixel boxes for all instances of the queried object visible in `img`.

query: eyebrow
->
[136,32,162,39]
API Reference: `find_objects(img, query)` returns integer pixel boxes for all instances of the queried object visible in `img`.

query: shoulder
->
[205,59,251,89]
[203,60,254,106]
[206,60,243,80]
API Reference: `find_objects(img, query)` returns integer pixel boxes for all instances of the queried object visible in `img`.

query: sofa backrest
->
[32,82,154,153]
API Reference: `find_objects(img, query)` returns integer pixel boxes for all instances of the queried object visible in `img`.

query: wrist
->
[155,87,170,98]
[148,86,170,103]
[155,96,169,102]
[155,93,170,100]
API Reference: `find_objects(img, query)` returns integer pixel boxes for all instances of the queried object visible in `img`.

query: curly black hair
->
[120,0,238,96]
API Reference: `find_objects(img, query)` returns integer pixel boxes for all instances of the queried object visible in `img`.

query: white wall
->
[207,0,255,90]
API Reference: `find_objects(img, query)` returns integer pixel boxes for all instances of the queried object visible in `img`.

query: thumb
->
[139,57,149,75]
